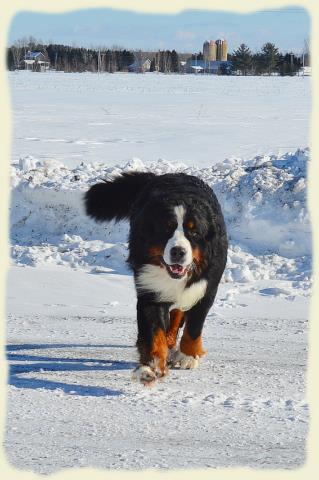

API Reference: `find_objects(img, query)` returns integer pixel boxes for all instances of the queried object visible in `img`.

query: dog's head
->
[130,198,218,281]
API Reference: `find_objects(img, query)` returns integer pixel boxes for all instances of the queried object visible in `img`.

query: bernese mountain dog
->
[85,172,228,385]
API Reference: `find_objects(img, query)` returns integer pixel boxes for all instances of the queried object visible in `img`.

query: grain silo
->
[209,40,217,61]
[215,39,222,61]
[215,39,228,61]
[203,40,216,61]
[216,39,227,62]
[221,39,228,61]
[203,41,209,60]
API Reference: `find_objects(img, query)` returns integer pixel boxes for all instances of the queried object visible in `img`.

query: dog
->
[85,172,228,385]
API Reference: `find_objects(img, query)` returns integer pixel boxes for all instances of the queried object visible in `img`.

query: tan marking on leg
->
[150,328,168,377]
[135,328,168,384]
[180,324,206,358]
[166,309,184,349]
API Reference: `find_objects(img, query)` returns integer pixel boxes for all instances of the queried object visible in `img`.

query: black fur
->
[85,171,228,382]
[85,172,155,222]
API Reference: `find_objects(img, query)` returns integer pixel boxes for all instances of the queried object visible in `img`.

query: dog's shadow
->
[6,343,137,397]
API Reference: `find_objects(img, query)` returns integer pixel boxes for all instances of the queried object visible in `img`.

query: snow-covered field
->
[6,72,311,473]
[10,71,310,168]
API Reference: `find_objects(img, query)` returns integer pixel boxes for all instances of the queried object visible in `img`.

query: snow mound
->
[10,149,312,292]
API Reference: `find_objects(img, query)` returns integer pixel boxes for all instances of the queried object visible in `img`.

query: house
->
[128,58,151,73]
[23,51,50,71]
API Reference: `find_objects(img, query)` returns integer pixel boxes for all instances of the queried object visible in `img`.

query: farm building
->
[185,59,233,74]
[128,58,151,73]
[23,51,50,71]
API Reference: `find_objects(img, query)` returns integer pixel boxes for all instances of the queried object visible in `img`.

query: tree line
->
[7,39,136,73]
[229,42,309,76]
[7,37,309,75]
[7,37,185,73]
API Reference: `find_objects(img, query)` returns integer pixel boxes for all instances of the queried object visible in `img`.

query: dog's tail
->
[84,171,155,222]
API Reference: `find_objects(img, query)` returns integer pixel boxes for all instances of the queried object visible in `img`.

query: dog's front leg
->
[132,299,170,385]
[173,289,217,369]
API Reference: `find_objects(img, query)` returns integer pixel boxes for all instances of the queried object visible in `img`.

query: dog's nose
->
[170,246,186,263]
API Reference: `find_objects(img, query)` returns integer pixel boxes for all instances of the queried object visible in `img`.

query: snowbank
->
[10,149,312,292]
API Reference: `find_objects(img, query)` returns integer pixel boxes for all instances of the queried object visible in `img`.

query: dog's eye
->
[188,230,200,239]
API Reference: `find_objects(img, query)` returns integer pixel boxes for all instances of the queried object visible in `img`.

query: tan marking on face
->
[166,309,184,349]
[191,246,207,277]
[186,220,195,229]
[148,245,164,267]
[148,245,164,257]
[192,246,203,263]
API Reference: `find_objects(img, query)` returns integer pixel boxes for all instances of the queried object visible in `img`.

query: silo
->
[203,41,210,61]
[203,40,217,61]
[209,40,217,61]
[221,40,228,61]
[215,39,223,61]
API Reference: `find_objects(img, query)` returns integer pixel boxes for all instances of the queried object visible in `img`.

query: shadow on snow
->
[6,343,137,397]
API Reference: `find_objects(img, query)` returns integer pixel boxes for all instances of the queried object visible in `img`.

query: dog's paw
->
[132,365,157,385]
[132,361,168,385]
[171,349,200,369]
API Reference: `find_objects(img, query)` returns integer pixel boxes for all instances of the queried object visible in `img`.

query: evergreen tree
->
[251,52,266,75]
[260,42,280,75]
[232,44,252,75]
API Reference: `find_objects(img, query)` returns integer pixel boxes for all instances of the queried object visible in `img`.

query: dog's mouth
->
[162,259,190,279]
[167,263,186,279]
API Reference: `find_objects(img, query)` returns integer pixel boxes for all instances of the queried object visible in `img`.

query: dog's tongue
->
[169,264,185,275]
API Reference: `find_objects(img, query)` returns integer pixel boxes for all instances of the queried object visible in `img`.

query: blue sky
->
[8,7,310,53]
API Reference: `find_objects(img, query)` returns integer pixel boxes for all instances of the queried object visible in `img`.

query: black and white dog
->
[85,172,228,385]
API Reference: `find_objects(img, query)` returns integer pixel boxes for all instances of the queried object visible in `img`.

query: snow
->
[10,148,312,289]
[6,71,311,473]
[10,71,310,168]
[6,266,309,472]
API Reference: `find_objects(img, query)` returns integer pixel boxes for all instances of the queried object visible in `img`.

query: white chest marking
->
[135,264,207,311]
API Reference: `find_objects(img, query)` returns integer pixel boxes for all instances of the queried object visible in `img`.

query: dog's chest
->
[136,265,207,311]
[170,279,208,311]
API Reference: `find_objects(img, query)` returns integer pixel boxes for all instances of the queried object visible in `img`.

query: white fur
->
[131,365,156,383]
[172,349,200,369]
[163,205,193,267]
[135,264,207,311]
